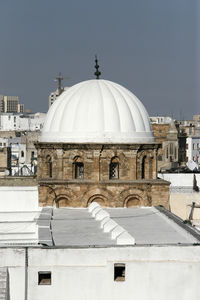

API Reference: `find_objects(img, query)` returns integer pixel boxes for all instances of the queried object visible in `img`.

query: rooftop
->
[37,204,200,247]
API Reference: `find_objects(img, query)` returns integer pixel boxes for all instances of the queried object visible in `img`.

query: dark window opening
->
[31,151,34,158]
[109,162,119,179]
[141,156,146,179]
[46,156,52,178]
[38,272,51,285]
[109,157,119,179]
[21,151,24,158]
[49,161,52,178]
[114,264,125,282]
[75,162,84,179]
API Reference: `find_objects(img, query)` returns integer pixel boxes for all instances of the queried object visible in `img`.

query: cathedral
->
[36,78,169,208]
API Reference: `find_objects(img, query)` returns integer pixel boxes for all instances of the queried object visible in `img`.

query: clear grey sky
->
[0,0,199,119]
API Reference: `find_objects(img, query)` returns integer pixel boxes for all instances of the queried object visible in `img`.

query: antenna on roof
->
[94,55,101,79]
[54,72,70,96]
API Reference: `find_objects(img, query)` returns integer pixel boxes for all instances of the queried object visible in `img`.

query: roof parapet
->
[88,202,135,245]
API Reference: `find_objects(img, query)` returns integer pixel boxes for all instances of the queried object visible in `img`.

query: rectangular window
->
[75,162,84,179]
[114,264,125,282]
[38,272,51,285]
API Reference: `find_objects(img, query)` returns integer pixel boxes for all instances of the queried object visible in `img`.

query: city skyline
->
[0,0,199,119]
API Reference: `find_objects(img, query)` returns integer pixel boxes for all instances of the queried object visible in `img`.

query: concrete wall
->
[0,186,38,211]
[158,173,200,187]
[1,246,200,300]
[158,173,200,220]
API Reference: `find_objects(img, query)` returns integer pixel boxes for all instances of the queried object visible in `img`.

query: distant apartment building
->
[49,87,70,107]
[193,114,200,122]
[0,95,24,113]
[150,116,172,124]
[186,135,200,164]
[0,112,46,131]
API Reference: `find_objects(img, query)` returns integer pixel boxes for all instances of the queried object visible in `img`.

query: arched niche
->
[56,196,70,208]
[87,194,108,207]
[125,197,141,208]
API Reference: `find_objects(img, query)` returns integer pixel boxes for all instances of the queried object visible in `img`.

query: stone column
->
[130,150,138,180]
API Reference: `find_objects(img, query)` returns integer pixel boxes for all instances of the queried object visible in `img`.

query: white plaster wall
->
[0,113,46,131]
[0,186,39,211]
[170,192,200,220]
[1,246,200,300]
[158,173,200,187]
[0,248,25,300]
[27,247,200,300]
[186,136,200,164]
[158,173,200,220]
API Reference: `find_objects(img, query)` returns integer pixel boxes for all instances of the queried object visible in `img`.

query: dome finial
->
[94,55,101,79]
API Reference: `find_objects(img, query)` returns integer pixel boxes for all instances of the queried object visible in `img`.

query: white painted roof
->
[37,206,199,247]
[41,79,154,143]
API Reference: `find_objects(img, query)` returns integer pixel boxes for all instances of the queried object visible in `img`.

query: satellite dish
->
[4,169,10,176]
[187,160,198,171]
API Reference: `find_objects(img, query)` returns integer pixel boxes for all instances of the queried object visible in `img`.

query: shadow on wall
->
[193,174,199,192]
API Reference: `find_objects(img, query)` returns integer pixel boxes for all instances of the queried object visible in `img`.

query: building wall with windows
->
[186,136,200,164]
[0,113,46,131]
[0,245,200,300]
[48,87,70,108]
[0,95,24,113]
[36,143,169,208]
[152,121,179,171]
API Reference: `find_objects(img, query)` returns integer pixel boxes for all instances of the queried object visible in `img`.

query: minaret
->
[94,55,101,79]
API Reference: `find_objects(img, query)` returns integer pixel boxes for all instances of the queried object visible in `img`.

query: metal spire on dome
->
[94,55,101,79]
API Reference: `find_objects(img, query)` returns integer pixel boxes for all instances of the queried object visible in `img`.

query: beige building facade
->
[37,79,170,209]
[36,142,170,208]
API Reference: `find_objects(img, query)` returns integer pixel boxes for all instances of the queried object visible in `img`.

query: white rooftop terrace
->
[37,204,200,247]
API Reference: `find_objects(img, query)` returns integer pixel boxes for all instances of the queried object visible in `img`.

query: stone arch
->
[55,195,70,208]
[81,187,114,207]
[50,186,77,207]
[118,188,150,207]
[87,194,107,207]
[124,195,142,208]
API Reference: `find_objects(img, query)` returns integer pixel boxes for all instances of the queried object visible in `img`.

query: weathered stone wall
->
[38,179,170,209]
[36,143,170,208]
[0,177,37,186]
[0,147,9,176]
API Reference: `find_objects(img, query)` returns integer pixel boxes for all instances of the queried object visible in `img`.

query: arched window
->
[141,156,146,179]
[109,157,119,179]
[46,156,52,178]
[73,156,84,179]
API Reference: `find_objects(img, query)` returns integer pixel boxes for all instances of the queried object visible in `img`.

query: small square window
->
[38,272,51,285]
[114,264,125,282]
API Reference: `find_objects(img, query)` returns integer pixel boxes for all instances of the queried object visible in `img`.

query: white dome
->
[41,79,154,143]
